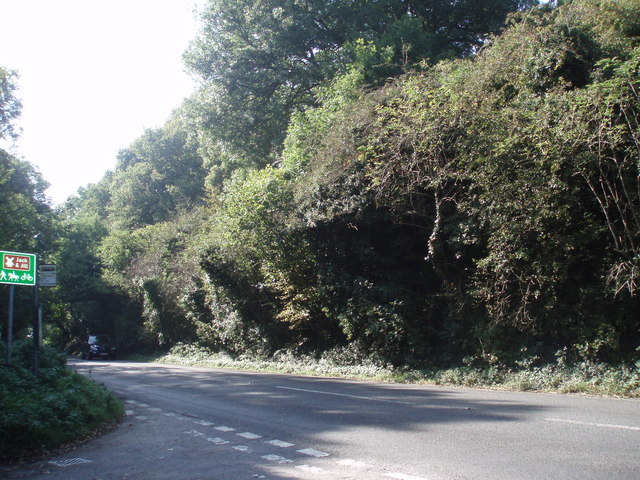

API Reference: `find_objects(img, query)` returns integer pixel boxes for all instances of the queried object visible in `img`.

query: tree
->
[107,120,206,230]
[183,0,537,170]
[0,69,55,338]
[0,67,52,252]
[0,67,21,141]
[358,0,640,361]
[0,151,52,251]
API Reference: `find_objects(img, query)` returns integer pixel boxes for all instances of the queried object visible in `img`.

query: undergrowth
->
[151,343,640,398]
[0,340,123,462]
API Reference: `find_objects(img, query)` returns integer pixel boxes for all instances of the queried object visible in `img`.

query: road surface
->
[3,359,639,479]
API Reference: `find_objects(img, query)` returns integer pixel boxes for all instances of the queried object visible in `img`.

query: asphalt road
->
[3,359,639,480]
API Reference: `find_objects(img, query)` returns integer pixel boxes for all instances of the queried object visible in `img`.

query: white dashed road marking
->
[194,420,215,426]
[206,437,229,445]
[384,473,429,480]
[261,454,293,464]
[126,401,428,480]
[232,445,251,452]
[215,425,235,432]
[266,439,294,448]
[297,448,330,458]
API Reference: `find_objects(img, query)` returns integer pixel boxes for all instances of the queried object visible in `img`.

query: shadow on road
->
[45,358,556,480]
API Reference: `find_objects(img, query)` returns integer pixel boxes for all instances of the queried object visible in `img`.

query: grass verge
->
[0,341,124,463]
[146,343,640,398]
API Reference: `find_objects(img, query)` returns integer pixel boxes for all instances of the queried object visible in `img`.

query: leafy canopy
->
[183,0,536,171]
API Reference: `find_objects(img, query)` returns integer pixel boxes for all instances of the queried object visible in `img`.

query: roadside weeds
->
[132,344,640,398]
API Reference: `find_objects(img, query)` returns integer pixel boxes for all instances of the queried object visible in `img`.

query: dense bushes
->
[352,0,640,365]
[179,0,639,366]
[0,341,123,461]
[52,1,640,373]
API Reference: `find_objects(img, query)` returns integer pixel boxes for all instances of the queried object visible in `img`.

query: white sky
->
[0,0,203,205]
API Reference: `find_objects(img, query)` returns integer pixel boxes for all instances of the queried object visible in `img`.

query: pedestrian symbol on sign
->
[0,251,37,286]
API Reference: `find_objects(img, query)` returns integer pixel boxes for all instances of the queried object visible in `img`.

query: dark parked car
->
[82,334,116,360]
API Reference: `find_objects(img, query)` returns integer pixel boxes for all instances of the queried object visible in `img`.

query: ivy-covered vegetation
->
[2,1,639,394]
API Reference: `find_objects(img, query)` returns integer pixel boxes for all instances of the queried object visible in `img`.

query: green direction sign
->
[0,250,37,286]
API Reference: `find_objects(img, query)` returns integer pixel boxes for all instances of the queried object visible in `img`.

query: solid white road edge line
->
[545,418,640,431]
[277,386,416,405]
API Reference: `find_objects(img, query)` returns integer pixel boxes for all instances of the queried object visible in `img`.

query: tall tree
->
[183,0,537,171]
[0,68,51,252]
[0,69,54,337]
[0,67,21,141]
[108,120,206,230]
[0,151,52,252]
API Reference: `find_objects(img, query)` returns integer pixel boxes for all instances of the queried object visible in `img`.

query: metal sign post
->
[33,267,39,377]
[1,250,38,375]
[6,285,14,365]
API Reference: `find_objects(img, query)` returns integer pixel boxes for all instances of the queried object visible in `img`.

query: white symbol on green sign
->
[0,250,37,286]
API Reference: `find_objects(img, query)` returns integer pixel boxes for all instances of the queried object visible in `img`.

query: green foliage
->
[0,151,53,253]
[42,1,640,375]
[108,123,206,230]
[0,341,123,460]
[183,0,533,170]
[0,70,57,339]
[55,196,112,340]
[199,167,319,352]
[0,67,22,141]
[0,68,53,255]
[46,114,208,353]
[358,0,640,362]
[98,208,212,347]
[156,342,396,380]
[151,342,640,397]
[430,344,640,396]
[460,2,640,328]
